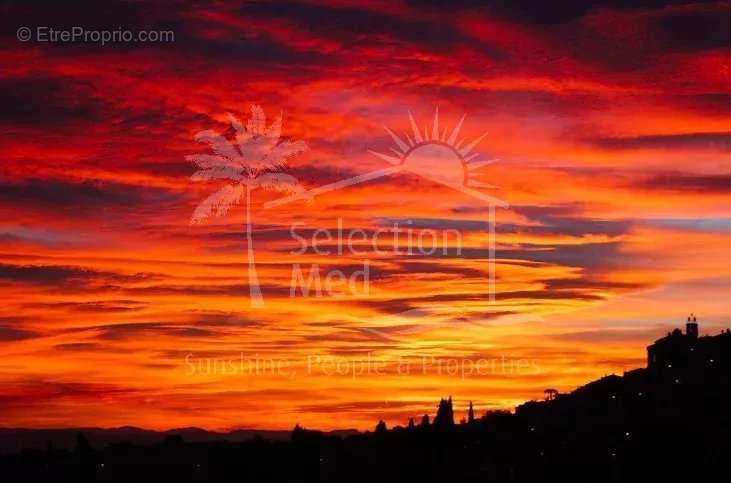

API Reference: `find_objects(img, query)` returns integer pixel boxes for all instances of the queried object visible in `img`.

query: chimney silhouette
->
[686,314,699,340]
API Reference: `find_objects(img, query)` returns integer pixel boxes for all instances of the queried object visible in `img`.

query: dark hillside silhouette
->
[2,317,729,482]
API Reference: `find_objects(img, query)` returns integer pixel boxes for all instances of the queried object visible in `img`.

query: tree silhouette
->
[188,105,308,307]
[420,414,430,427]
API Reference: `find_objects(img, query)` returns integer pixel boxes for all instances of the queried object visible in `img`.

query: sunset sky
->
[1,0,730,431]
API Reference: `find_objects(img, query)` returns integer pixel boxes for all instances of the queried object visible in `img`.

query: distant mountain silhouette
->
[0,427,358,454]
[2,317,729,482]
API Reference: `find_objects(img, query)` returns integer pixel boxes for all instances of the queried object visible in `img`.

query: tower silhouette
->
[686,313,699,339]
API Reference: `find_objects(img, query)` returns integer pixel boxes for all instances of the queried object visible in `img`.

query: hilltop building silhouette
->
[518,315,730,418]
[646,314,729,372]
